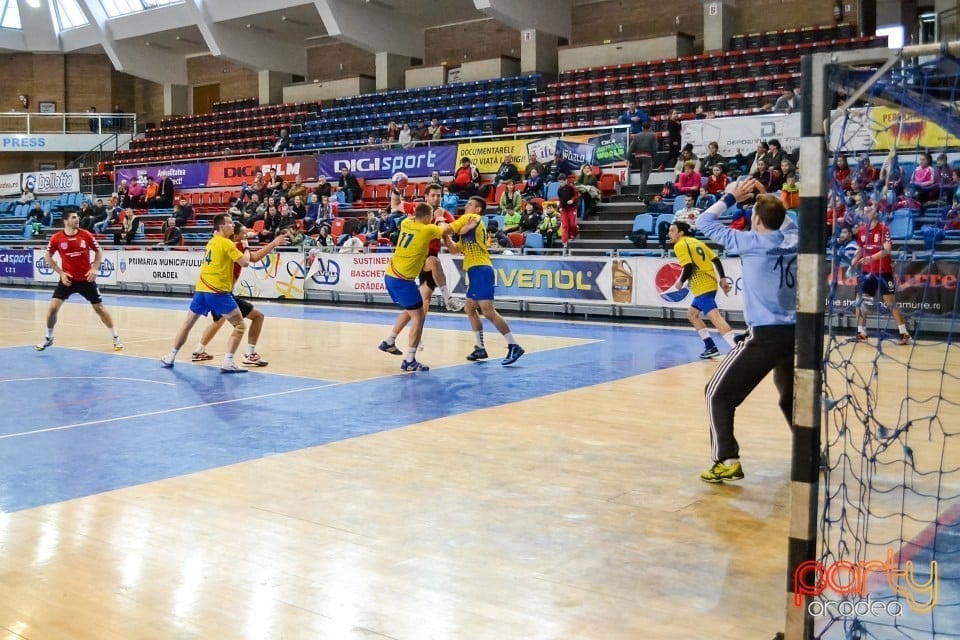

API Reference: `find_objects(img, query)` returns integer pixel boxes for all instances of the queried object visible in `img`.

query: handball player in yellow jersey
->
[668,220,736,359]
[445,196,524,366]
[383,202,452,372]
[160,212,288,373]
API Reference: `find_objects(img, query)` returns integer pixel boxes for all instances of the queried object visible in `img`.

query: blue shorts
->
[189,291,239,317]
[385,274,423,310]
[466,265,495,301]
[691,290,718,314]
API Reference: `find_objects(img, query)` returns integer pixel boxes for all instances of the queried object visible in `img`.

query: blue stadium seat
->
[523,232,544,254]
[888,211,913,240]
[632,213,654,233]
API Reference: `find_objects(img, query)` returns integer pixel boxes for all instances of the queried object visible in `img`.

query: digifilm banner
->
[318,146,458,181]
[205,155,319,188]
[33,249,119,285]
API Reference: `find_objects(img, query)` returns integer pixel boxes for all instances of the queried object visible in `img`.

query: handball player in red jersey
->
[36,210,123,352]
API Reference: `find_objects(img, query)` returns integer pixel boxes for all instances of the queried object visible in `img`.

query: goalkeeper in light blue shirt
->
[694,179,798,484]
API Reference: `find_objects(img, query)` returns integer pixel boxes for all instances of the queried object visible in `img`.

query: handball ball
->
[392,171,409,190]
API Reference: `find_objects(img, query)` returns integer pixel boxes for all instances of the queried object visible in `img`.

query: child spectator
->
[538,203,561,248]
[522,168,543,199]
[780,172,800,210]
[520,201,541,233]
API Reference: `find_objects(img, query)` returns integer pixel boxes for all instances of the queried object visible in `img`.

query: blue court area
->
[0,288,701,513]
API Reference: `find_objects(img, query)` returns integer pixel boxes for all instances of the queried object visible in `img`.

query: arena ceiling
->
[0,0,582,84]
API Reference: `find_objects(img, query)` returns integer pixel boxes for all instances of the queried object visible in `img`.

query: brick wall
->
[306,42,376,82]
[424,19,521,67]
[0,153,67,173]
[186,55,259,103]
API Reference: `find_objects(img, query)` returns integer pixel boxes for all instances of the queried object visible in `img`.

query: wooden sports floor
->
[0,287,956,640]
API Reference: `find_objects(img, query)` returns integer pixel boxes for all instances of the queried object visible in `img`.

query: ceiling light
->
[26,0,42,8]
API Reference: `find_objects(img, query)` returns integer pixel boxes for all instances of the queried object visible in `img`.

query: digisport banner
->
[0,172,21,197]
[827,259,959,316]
[235,251,306,300]
[117,251,202,286]
[439,254,621,303]
[33,248,119,285]
[21,169,81,195]
[318,146,457,181]
[455,139,532,173]
[303,252,391,295]
[631,257,746,311]
[115,164,209,190]
[0,249,33,278]
[205,155,319,188]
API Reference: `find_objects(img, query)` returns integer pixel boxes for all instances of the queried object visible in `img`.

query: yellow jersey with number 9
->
[673,235,719,296]
[388,218,444,280]
[197,234,245,293]
[449,213,491,271]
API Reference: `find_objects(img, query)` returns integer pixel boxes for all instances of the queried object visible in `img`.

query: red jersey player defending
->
[851,202,910,344]
[35,210,123,352]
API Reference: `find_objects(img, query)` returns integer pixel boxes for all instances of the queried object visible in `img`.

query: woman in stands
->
[665,109,682,169]
[575,164,599,220]
[706,164,729,196]
[833,155,852,191]
[911,152,937,203]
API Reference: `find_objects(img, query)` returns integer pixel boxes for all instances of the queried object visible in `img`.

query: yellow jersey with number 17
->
[673,235,719,296]
[449,213,491,270]
[388,218,444,280]
[196,234,245,293]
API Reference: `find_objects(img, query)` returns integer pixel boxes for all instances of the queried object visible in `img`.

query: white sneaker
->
[160,355,174,368]
[242,352,268,367]
[35,337,53,351]
[445,297,465,312]
[113,338,124,351]
[220,362,248,374]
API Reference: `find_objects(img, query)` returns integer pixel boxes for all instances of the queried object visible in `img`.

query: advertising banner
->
[682,114,801,158]
[439,255,622,303]
[0,134,128,153]
[205,155,318,187]
[116,251,202,286]
[0,172,21,197]
[33,248,119,285]
[844,106,960,151]
[303,252,391,295]
[115,164,209,190]
[827,260,959,316]
[526,137,559,164]
[588,131,629,167]
[235,251,307,300]
[455,139,532,173]
[0,249,34,278]
[554,139,596,173]
[630,257,746,311]
[21,169,81,195]
[318,146,458,181]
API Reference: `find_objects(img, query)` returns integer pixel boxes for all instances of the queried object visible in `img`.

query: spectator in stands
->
[305,195,334,236]
[427,118,443,140]
[377,209,398,245]
[159,217,182,246]
[87,106,99,133]
[628,120,658,203]
[830,226,859,268]
[657,195,700,250]
[128,178,144,208]
[665,109,682,169]
[384,121,399,144]
[832,155,852,191]
[485,219,513,251]
[287,176,308,201]
[409,121,423,144]
[522,168,543,199]
[619,102,650,135]
[398,123,413,149]
[575,164,599,220]
[699,142,726,175]
[524,154,544,180]
[242,194,265,226]
[499,179,522,220]
[935,153,955,193]
[119,209,141,244]
[272,128,290,154]
[733,141,768,178]
[674,160,703,198]
[694,105,709,120]
[520,201,541,233]
[259,204,282,242]
[289,194,307,219]
[543,151,565,185]
[426,170,442,188]
[172,196,192,227]
[338,167,361,203]
[116,179,130,208]
[539,203,560,248]
[696,186,715,210]
[852,155,878,194]
[266,170,285,197]
[303,193,319,225]
[157,175,175,208]
[77,201,95,230]
[25,203,46,236]
[911,152,937,203]
[557,175,579,248]
[946,169,960,230]
[766,139,786,173]
[674,145,698,176]
[143,176,160,208]
[82,198,108,232]
[774,90,797,114]
[706,164,729,196]
[879,150,905,203]
[314,174,332,200]
[18,185,35,204]
[362,211,380,243]
[278,203,299,231]
[451,157,480,198]
[751,158,778,194]
[494,155,521,186]
[94,201,122,234]
[780,172,800,210]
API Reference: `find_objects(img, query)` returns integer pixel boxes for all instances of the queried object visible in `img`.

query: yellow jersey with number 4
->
[449,213,491,271]
[674,236,719,296]
[388,218,444,280]
[197,234,244,293]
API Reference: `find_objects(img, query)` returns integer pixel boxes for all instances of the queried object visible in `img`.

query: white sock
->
[722,332,737,347]
[474,330,484,348]
[167,348,178,361]
[697,328,710,340]
[194,343,206,354]
[857,325,866,334]
[110,328,119,339]
[439,285,450,302]
[898,324,907,335]
[724,458,740,465]
[503,332,517,345]
[223,353,234,365]
[386,332,398,344]
[45,328,54,339]
[245,344,255,356]
[406,347,417,361]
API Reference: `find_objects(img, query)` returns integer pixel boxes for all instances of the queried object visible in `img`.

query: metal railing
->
[0,112,137,135]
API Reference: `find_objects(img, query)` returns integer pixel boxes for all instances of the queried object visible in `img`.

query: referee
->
[694,180,798,483]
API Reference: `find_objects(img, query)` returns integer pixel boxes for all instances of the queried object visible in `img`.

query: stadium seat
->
[523,232,544,253]
[507,232,525,249]
[632,213,654,233]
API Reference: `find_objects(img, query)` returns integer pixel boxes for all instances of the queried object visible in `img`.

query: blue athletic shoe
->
[466,346,488,361]
[401,359,429,372]
[501,344,525,366]
[378,340,402,356]
[160,355,174,368]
